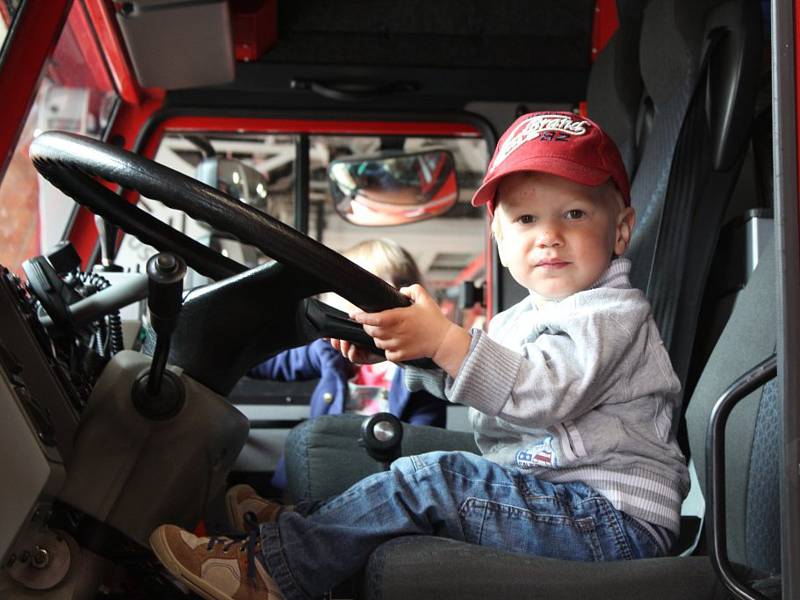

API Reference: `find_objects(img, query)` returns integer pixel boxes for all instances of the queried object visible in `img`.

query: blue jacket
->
[249,338,447,488]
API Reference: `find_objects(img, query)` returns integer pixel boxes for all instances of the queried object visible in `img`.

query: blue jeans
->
[258,451,667,600]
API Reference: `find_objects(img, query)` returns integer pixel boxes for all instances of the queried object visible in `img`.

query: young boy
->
[149,112,689,600]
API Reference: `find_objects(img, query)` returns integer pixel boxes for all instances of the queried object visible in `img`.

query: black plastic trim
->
[771,0,800,594]
[295,134,309,234]
[706,354,777,600]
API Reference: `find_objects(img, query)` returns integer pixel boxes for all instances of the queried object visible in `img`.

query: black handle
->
[291,79,418,102]
[145,253,186,396]
[95,215,123,271]
[359,412,404,469]
[302,298,436,370]
[706,354,777,600]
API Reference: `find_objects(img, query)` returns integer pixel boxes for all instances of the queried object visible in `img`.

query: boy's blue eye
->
[565,209,585,220]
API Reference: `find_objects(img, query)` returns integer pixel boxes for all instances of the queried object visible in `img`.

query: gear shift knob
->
[144,252,186,397]
[147,253,186,336]
[94,215,123,271]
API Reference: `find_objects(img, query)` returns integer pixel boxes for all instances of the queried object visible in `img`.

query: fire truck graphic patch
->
[515,437,559,469]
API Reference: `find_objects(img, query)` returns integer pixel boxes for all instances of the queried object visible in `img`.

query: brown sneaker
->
[225,484,291,532]
[149,524,282,600]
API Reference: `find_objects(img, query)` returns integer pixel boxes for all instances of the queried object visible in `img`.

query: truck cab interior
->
[0,0,797,599]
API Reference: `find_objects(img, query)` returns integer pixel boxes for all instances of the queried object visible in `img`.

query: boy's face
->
[494,172,635,300]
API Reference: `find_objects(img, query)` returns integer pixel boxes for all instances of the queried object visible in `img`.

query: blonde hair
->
[343,238,423,288]
[321,239,423,312]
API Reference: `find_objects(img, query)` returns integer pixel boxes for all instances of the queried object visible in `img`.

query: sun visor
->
[116,1,235,90]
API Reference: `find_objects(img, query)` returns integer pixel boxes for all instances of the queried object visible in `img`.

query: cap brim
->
[471,156,611,209]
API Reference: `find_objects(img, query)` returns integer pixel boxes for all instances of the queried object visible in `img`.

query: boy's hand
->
[329,338,385,365]
[350,284,471,377]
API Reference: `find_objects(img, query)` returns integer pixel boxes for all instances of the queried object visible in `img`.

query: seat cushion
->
[285,414,478,502]
[361,536,749,600]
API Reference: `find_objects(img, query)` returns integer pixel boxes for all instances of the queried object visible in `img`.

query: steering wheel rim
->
[29,131,411,313]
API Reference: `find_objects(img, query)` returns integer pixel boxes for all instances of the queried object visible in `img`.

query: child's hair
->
[489,176,624,242]
[321,239,423,312]
[342,238,423,288]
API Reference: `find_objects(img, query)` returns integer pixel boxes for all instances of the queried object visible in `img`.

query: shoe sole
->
[149,527,235,600]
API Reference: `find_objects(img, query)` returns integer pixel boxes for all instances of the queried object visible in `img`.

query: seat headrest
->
[639,0,712,107]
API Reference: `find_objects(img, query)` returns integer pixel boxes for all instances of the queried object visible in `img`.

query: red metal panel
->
[146,116,481,139]
[591,0,619,63]
[0,2,13,26]
[52,1,113,92]
[231,0,278,62]
[0,0,72,180]
[83,0,144,105]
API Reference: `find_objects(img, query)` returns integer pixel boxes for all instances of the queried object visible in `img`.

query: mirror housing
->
[328,150,458,226]
[195,157,270,211]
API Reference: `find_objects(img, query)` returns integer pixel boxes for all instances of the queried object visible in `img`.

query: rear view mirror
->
[195,157,269,211]
[328,150,458,226]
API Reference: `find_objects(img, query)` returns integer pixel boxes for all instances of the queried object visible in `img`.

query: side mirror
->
[328,150,458,226]
[195,157,269,211]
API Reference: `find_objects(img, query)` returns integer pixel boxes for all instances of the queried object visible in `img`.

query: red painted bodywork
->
[0,0,71,177]
[83,0,145,105]
[591,0,620,62]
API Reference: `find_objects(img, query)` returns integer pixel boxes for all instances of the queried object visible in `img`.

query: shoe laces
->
[206,529,262,582]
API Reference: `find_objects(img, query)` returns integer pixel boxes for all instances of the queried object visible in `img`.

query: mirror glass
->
[328,150,458,226]
[195,157,270,211]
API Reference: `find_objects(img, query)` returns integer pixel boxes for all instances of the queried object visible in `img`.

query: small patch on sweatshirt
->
[515,437,559,469]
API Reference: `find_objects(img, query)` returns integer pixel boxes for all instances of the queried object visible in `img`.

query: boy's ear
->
[496,237,508,267]
[494,238,506,267]
[614,207,636,255]
[490,215,508,267]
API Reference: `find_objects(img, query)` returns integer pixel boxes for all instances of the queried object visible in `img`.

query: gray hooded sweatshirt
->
[406,258,689,534]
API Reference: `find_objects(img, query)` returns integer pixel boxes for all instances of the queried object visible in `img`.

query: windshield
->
[113,130,489,327]
[0,0,118,275]
[0,1,22,48]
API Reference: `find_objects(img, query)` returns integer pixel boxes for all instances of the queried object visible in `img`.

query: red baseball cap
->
[472,111,631,217]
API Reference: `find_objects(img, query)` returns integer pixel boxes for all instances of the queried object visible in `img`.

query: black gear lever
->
[133,252,186,419]
[146,253,186,395]
[94,215,123,271]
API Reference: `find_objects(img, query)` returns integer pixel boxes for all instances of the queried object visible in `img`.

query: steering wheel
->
[29,131,421,394]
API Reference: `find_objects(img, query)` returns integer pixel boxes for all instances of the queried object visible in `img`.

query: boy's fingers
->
[351,311,385,326]
[399,284,427,302]
[361,323,382,338]
[352,308,406,327]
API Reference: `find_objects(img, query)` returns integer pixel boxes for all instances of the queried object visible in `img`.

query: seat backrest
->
[639,0,763,389]
[588,0,763,389]
[686,235,780,575]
